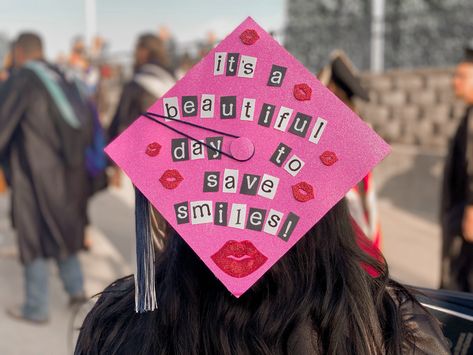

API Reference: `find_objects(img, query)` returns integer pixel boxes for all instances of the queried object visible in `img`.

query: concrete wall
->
[286,0,473,72]
[357,68,466,149]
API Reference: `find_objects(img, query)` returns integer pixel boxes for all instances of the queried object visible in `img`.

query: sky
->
[0,0,286,60]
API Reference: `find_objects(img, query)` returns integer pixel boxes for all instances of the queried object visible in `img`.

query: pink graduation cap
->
[106,17,391,312]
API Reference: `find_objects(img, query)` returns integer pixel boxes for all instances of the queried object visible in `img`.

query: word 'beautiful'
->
[162,95,328,145]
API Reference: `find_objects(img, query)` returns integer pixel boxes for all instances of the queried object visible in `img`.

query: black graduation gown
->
[107,81,156,140]
[440,106,473,291]
[106,66,173,245]
[107,64,175,141]
[0,65,92,263]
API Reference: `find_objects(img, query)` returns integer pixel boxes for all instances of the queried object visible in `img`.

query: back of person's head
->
[77,200,414,355]
[454,61,473,105]
[14,32,43,66]
[71,36,86,54]
[134,33,170,70]
[454,41,473,104]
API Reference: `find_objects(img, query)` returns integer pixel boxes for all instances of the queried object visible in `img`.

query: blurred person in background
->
[89,36,106,64]
[67,36,100,97]
[319,51,382,250]
[107,33,175,186]
[68,36,89,79]
[0,32,93,324]
[175,51,197,80]
[0,49,13,224]
[67,36,108,250]
[0,53,12,85]
[158,26,179,74]
[0,51,13,83]
[89,36,113,123]
[197,31,218,59]
[441,41,473,292]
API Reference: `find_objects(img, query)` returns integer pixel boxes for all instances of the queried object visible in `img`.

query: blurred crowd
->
[0,28,218,324]
[0,27,217,127]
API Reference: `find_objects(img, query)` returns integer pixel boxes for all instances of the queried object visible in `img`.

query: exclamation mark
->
[278,213,300,241]
[280,221,293,239]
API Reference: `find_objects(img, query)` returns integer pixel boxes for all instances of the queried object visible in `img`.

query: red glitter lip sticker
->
[211,240,267,278]
[159,169,183,189]
[320,151,338,166]
[145,142,161,157]
[240,29,259,45]
[293,83,312,101]
[292,182,315,202]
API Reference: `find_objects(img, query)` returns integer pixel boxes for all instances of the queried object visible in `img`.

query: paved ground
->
[0,144,447,354]
[0,191,133,355]
[376,145,445,288]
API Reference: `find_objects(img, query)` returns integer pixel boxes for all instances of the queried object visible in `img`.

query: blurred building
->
[285,0,473,72]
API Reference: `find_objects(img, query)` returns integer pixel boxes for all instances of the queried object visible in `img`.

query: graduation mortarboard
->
[106,17,391,312]
[319,50,370,101]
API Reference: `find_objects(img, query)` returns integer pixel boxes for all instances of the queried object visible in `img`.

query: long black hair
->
[75,200,418,354]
